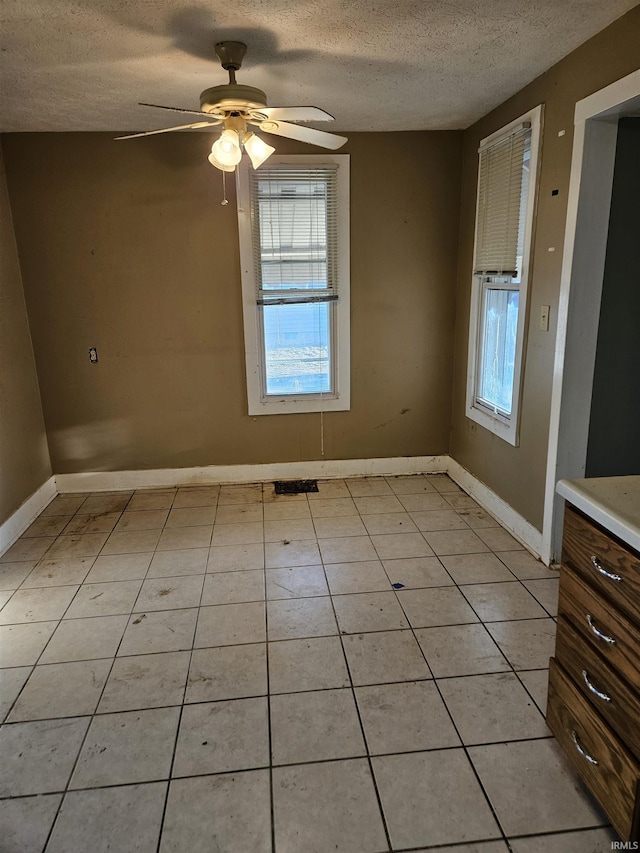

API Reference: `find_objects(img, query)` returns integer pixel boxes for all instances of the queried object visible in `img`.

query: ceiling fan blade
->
[114,121,221,140]
[259,106,335,122]
[255,120,347,150]
[139,102,223,119]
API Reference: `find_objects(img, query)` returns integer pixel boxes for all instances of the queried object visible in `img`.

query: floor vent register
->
[273,480,319,495]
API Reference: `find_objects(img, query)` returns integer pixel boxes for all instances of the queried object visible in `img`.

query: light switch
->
[540,305,550,332]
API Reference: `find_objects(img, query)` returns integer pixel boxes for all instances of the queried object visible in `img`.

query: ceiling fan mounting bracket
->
[214,41,247,72]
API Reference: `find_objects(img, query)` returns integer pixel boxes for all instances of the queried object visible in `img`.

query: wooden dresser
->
[547,488,640,841]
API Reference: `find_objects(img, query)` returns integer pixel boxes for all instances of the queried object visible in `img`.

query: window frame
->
[465,105,543,446]
[236,154,350,416]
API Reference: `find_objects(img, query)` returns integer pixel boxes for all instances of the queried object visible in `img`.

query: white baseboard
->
[1,457,546,564]
[55,455,449,494]
[0,477,57,558]
[447,458,544,562]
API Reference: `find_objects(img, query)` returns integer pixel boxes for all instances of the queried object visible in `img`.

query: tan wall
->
[0,145,51,524]
[3,130,462,474]
[451,6,640,531]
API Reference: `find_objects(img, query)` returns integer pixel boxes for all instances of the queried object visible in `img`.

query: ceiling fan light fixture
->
[208,149,236,172]
[118,43,348,173]
[243,132,275,169]
[210,128,242,167]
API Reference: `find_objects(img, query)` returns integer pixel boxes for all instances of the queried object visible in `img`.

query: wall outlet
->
[540,305,550,332]
[89,347,98,363]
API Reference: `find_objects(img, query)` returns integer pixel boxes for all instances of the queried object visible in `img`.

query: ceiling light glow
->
[210,129,242,168]
[243,132,275,169]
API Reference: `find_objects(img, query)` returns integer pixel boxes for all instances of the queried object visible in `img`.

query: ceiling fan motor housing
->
[199,84,268,116]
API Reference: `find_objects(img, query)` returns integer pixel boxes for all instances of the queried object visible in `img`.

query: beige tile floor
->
[0,474,618,852]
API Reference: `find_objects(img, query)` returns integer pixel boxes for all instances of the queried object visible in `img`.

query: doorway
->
[542,69,640,564]
[585,118,640,477]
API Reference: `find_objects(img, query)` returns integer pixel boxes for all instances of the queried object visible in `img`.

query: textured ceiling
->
[0,0,637,133]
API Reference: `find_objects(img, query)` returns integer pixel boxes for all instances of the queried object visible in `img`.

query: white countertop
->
[557,476,640,553]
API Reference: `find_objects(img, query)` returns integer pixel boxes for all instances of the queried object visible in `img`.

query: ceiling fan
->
[116,41,348,171]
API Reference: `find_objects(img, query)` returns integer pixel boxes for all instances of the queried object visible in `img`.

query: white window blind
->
[474,124,531,276]
[249,165,339,305]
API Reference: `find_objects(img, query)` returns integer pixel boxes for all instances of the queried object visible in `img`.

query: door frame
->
[542,68,640,563]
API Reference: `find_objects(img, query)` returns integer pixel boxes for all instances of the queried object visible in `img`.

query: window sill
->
[465,402,519,446]
[248,394,350,417]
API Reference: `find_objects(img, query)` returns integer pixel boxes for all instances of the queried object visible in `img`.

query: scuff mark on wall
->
[374,408,411,429]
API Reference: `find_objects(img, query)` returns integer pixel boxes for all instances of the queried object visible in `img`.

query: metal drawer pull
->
[587,613,616,646]
[581,669,611,702]
[586,614,617,645]
[571,730,599,765]
[590,555,622,582]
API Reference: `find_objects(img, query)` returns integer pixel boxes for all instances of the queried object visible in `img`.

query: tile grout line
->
[35,486,213,849]
[33,485,218,850]
[452,560,558,722]
[386,540,555,851]
[1,502,134,724]
[0,734,563,794]
[0,506,118,721]
[153,486,215,853]
[339,477,530,849]
[390,585,514,849]
[0,728,558,776]
[435,553,556,725]
[389,545,552,728]
[319,544,394,853]
[263,483,277,853]
[383,551,547,718]
[0,666,554,724]
[40,491,144,851]
[0,599,559,627]
[1,584,550,725]
[381,518,570,845]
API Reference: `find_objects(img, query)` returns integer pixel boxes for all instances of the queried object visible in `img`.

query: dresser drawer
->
[558,565,640,691]
[563,506,640,622]
[555,616,640,758]
[547,658,640,840]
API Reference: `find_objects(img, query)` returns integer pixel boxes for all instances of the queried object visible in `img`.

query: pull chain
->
[221,170,229,206]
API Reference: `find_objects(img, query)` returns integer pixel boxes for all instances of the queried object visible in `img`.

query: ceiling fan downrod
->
[214,41,247,85]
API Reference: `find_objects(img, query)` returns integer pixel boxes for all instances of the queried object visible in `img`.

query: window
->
[237,155,350,415]
[466,105,542,445]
